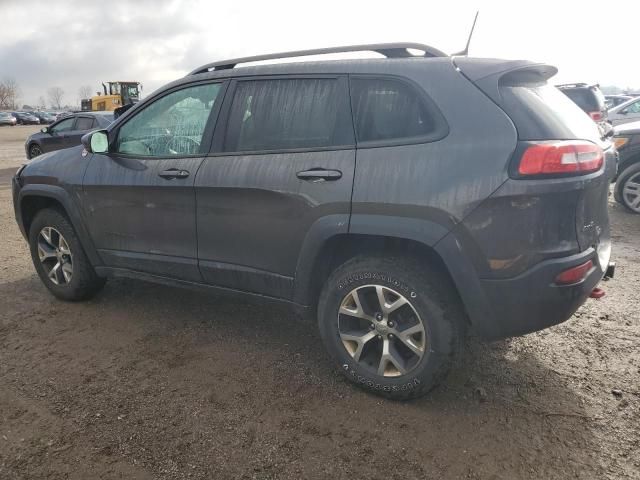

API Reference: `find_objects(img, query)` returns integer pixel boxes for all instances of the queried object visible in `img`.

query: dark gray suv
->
[12,44,615,399]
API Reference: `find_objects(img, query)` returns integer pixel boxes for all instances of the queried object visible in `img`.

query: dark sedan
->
[11,111,40,125]
[29,111,56,124]
[25,112,114,159]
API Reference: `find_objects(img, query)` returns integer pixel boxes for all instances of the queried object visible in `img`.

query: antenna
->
[453,11,479,56]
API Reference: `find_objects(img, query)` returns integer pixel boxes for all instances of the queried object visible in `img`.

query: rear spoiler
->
[453,57,558,103]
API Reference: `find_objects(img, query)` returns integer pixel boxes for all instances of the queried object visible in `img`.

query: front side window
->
[116,83,222,157]
[51,118,75,134]
[351,78,438,143]
[624,100,640,114]
[224,78,352,152]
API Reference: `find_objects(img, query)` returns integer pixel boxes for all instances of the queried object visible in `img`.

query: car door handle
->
[296,169,342,181]
[159,168,190,179]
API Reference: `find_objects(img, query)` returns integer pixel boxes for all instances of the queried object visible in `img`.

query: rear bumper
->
[474,246,608,339]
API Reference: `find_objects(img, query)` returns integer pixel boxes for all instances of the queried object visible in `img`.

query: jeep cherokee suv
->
[12,43,615,399]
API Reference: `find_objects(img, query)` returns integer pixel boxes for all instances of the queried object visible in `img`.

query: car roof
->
[614,120,640,134]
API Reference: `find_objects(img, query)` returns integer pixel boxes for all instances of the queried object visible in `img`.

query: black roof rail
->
[188,43,448,75]
[555,82,589,89]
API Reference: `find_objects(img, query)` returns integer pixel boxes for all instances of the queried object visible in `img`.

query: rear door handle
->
[296,169,342,181]
[159,168,190,179]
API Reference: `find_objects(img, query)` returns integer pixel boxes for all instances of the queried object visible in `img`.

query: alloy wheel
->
[622,171,640,213]
[338,284,426,377]
[30,144,42,158]
[37,226,73,285]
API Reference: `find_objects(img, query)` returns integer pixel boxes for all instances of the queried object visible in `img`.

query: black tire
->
[28,208,106,301]
[29,143,42,159]
[615,162,640,214]
[317,255,465,400]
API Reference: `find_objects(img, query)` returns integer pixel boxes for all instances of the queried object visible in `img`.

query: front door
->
[195,76,356,299]
[43,117,75,152]
[81,81,226,281]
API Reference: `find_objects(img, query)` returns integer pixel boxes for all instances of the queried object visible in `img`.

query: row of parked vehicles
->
[557,83,640,213]
[0,110,75,126]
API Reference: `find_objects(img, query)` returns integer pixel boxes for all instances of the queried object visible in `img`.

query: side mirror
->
[619,110,628,115]
[81,130,109,154]
[41,126,49,134]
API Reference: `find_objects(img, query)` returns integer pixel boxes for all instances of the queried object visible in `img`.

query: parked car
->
[612,121,640,213]
[11,111,40,125]
[556,83,611,136]
[0,111,17,126]
[605,95,633,109]
[608,96,640,126]
[25,112,113,159]
[29,111,56,124]
[11,43,616,399]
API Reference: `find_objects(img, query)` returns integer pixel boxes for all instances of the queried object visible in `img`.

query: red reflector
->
[589,111,603,121]
[518,141,604,176]
[555,260,593,285]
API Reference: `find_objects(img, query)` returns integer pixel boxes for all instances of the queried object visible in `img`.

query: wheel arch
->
[17,186,102,267]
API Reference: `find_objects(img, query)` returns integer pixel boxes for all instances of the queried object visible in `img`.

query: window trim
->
[348,74,449,149]
[107,79,229,160]
[213,74,356,156]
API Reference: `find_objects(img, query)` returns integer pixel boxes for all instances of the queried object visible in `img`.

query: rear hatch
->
[454,58,615,271]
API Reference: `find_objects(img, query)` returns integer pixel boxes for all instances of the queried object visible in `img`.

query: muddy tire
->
[317,255,465,400]
[28,208,106,301]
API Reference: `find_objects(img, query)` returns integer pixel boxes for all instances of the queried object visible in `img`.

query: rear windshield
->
[499,83,601,141]
[561,87,605,112]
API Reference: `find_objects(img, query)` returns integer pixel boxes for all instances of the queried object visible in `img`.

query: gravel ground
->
[0,125,638,479]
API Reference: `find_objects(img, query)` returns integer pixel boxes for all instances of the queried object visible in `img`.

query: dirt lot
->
[0,125,638,479]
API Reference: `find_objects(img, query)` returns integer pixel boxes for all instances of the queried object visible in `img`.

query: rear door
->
[64,115,96,148]
[195,76,355,299]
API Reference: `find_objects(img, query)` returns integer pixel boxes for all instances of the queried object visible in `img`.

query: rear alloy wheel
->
[318,255,465,400]
[338,285,426,377]
[615,163,640,214]
[29,144,42,158]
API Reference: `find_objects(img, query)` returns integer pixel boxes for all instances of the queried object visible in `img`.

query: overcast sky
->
[1,0,638,107]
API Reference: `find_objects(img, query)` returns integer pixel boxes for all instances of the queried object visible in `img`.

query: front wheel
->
[29,143,42,158]
[29,208,106,301]
[615,162,640,214]
[317,255,465,400]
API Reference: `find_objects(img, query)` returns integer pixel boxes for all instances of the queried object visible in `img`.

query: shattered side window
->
[116,83,221,157]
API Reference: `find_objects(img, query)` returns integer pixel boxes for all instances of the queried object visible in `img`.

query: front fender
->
[17,184,102,267]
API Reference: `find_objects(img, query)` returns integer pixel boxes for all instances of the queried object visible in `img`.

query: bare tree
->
[0,78,20,109]
[78,85,92,103]
[38,95,46,109]
[48,87,65,110]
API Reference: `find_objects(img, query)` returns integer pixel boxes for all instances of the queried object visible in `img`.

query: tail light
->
[555,260,593,285]
[588,111,603,121]
[517,141,604,176]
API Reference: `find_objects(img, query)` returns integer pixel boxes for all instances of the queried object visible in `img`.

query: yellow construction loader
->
[81,81,142,112]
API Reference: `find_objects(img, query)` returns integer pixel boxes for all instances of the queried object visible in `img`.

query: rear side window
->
[75,117,94,130]
[499,83,601,141]
[350,77,442,144]
[224,78,353,152]
[561,88,605,112]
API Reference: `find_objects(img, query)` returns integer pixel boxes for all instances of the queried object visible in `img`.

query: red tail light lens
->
[555,260,593,285]
[589,111,603,121]
[518,141,604,176]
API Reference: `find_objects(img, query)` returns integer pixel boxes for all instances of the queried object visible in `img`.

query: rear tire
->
[615,162,640,214]
[317,255,465,400]
[28,208,106,301]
